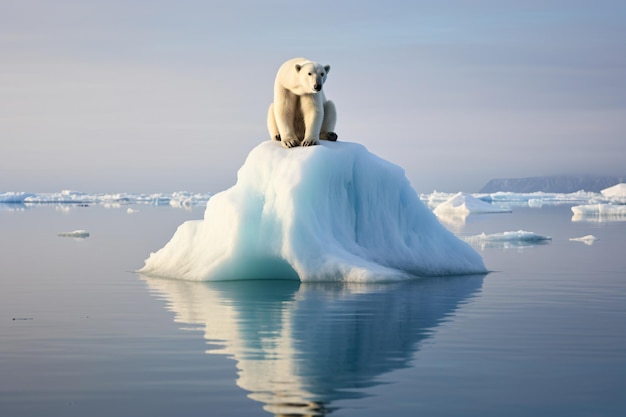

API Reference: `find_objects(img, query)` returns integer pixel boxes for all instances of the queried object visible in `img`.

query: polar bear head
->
[295,61,331,93]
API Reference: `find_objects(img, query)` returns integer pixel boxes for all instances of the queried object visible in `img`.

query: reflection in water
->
[141,275,484,416]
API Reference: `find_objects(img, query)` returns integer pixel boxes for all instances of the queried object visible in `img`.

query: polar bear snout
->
[313,84,322,92]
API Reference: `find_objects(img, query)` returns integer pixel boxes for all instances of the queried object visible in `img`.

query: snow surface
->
[140,141,487,282]
[433,192,511,215]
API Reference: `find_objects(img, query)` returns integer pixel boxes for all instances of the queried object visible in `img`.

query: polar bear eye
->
[321,73,325,76]
[308,72,312,76]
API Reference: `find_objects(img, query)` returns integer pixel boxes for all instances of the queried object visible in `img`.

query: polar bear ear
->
[295,64,302,72]
[324,65,331,73]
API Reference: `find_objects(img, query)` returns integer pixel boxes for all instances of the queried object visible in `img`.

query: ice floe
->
[463,230,552,249]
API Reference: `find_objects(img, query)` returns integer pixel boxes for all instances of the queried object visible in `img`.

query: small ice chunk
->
[58,230,90,238]
[569,235,598,245]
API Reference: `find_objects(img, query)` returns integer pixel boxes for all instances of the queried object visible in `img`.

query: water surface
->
[1,204,625,416]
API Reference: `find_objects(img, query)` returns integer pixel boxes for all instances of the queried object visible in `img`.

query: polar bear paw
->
[282,137,301,148]
[301,137,319,147]
[320,132,338,142]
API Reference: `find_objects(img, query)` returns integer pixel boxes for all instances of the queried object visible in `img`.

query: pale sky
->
[2,0,625,193]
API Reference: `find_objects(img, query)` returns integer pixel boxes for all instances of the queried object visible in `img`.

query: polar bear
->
[267,57,337,148]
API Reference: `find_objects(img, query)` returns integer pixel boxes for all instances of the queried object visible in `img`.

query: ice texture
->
[140,141,487,282]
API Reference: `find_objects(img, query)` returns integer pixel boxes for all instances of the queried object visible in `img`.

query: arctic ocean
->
[2,157,626,416]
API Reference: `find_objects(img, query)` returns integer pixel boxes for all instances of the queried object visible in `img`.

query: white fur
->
[267,57,337,148]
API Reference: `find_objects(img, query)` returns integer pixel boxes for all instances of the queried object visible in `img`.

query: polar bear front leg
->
[300,95,323,147]
[273,90,301,148]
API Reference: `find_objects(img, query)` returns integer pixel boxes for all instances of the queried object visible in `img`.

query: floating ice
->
[463,230,551,249]
[0,192,36,204]
[569,235,598,245]
[140,141,487,282]
[0,190,211,209]
[433,192,511,216]
[477,191,602,207]
[571,204,626,220]
[57,230,90,238]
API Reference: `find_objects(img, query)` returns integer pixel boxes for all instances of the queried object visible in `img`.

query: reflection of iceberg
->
[463,230,552,250]
[141,275,484,415]
[141,141,486,282]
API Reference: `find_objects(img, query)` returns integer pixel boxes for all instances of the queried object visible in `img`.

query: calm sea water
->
[1,203,625,416]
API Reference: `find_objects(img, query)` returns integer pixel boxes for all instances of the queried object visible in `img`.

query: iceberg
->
[601,183,626,204]
[601,183,626,198]
[140,141,487,282]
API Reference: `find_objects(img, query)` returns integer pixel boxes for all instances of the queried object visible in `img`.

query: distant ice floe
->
[463,230,552,250]
[433,192,511,216]
[423,190,601,209]
[569,235,598,245]
[571,204,626,222]
[432,192,512,231]
[57,230,90,239]
[570,183,626,222]
[0,190,212,211]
